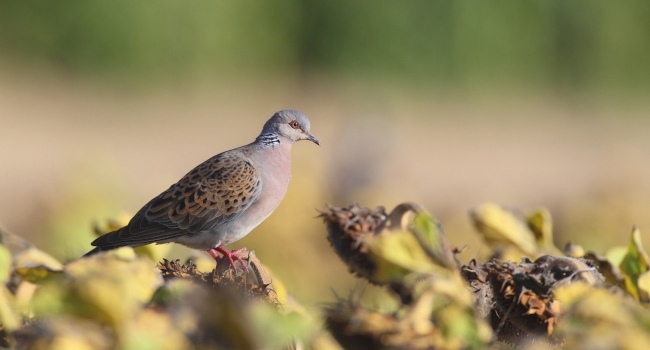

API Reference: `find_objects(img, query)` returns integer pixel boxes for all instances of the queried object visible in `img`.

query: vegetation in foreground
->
[1,200,650,349]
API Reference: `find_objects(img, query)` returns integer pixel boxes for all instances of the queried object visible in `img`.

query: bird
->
[84,109,319,271]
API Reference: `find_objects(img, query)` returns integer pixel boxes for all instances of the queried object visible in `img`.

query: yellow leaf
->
[93,212,132,236]
[124,309,192,350]
[264,266,290,309]
[186,253,216,273]
[133,244,173,262]
[637,271,650,302]
[605,246,628,266]
[369,230,447,284]
[0,286,20,331]
[527,208,562,256]
[526,208,552,244]
[470,203,538,256]
[32,247,162,333]
[13,246,64,283]
[0,244,11,284]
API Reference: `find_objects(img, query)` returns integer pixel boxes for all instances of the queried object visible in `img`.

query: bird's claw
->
[209,246,249,273]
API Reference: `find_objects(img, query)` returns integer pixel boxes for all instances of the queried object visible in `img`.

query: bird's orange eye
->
[289,121,300,129]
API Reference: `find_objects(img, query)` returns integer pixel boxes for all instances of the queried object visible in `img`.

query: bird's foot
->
[208,246,249,273]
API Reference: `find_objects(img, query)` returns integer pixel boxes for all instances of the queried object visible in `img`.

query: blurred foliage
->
[0,228,326,349]
[0,1,303,82]
[470,203,650,297]
[0,1,648,91]
[323,202,650,348]
[554,283,650,349]
[619,226,650,302]
[470,203,563,261]
[1,1,649,346]
[323,203,491,349]
[3,201,650,348]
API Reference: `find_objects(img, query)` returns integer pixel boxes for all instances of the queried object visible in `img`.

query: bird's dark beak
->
[305,132,320,146]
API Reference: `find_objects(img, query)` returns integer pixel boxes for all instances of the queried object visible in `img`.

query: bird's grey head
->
[258,109,320,146]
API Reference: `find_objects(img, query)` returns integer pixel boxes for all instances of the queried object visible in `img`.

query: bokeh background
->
[1,1,649,304]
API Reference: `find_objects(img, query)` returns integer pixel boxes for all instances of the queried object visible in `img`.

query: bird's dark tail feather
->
[81,246,114,258]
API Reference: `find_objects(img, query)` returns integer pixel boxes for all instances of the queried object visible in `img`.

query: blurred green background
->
[1,1,650,303]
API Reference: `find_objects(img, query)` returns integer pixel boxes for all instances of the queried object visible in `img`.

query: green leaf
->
[412,213,443,250]
[619,226,650,302]
[410,213,456,269]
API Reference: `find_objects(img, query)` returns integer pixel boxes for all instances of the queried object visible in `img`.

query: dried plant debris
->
[322,203,491,349]
[157,248,280,308]
[562,227,650,302]
[461,255,604,346]
[563,242,628,289]
[582,251,625,287]
[322,203,650,348]
[321,203,458,288]
[321,204,388,283]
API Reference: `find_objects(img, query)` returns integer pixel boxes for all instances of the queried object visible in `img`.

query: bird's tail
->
[81,246,118,258]
[82,247,102,257]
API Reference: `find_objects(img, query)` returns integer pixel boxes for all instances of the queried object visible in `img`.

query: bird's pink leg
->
[208,246,249,272]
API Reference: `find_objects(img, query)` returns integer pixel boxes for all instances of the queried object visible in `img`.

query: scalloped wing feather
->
[91,152,262,248]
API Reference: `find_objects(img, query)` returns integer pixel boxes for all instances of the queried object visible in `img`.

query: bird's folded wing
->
[92,152,262,248]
